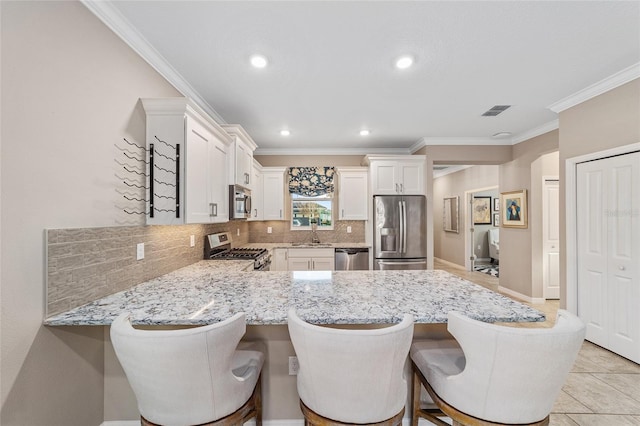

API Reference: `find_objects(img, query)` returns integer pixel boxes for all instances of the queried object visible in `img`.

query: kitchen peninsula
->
[45,261,544,326]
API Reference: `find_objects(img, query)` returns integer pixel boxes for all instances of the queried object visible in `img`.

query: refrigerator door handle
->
[402,200,408,253]
[398,201,406,253]
[377,261,427,265]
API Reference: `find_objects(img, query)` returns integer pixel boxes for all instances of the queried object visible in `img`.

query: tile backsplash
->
[46,222,249,317]
[249,220,365,244]
[46,219,365,317]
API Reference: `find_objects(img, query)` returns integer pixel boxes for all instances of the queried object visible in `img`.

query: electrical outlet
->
[347,226,352,233]
[288,356,299,375]
[477,244,481,250]
[190,235,195,247]
[136,243,144,260]
[267,227,273,234]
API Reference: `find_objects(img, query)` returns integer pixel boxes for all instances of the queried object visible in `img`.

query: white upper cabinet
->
[365,155,426,195]
[141,98,231,225]
[337,167,368,220]
[249,160,263,221]
[262,167,286,220]
[222,125,257,188]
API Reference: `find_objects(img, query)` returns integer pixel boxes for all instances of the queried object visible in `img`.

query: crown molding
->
[433,165,473,179]
[411,137,512,153]
[253,147,410,156]
[81,0,227,125]
[510,119,559,145]
[548,62,640,113]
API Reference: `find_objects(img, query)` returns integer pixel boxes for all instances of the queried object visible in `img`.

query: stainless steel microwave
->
[229,185,251,220]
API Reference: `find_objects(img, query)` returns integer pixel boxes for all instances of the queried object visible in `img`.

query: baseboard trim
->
[498,286,545,304]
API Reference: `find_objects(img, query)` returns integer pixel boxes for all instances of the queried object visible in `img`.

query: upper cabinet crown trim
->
[221,124,258,151]
[141,97,232,144]
[362,154,426,166]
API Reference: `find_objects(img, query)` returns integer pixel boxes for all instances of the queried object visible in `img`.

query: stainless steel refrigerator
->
[373,195,427,270]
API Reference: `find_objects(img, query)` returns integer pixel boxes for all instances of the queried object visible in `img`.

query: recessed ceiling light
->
[395,55,414,69]
[359,129,370,136]
[492,132,512,138]
[250,55,268,68]
[280,129,290,136]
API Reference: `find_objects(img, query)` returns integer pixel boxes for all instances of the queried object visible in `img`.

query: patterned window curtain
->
[288,167,335,197]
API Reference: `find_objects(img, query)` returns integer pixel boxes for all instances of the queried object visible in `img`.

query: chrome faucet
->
[311,222,320,244]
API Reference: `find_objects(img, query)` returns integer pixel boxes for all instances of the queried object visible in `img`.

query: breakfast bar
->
[43,261,545,421]
[45,260,544,326]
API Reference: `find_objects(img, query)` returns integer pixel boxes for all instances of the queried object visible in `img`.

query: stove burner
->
[204,232,270,270]
[210,248,267,260]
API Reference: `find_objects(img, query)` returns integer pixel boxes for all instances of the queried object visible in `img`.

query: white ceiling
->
[99,1,640,154]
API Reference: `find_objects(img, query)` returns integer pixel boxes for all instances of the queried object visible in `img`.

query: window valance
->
[288,167,335,197]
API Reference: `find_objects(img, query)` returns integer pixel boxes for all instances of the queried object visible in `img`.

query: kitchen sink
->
[290,243,333,247]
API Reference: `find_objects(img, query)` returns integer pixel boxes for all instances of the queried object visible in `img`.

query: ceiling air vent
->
[482,105,511,117]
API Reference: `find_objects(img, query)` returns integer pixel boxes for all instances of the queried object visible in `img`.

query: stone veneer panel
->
[248,220,365,244]
[46,222,249,316]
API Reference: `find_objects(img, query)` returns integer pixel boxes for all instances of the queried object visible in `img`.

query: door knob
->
[619,266,626,271]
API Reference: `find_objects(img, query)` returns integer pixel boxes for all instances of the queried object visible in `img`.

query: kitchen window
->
[291,193,333,230]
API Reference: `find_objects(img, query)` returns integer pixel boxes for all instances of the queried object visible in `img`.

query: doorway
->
[464,186,499,274]
[542,178,560,299]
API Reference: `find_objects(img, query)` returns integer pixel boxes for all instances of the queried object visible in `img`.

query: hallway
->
[433,258,640,426]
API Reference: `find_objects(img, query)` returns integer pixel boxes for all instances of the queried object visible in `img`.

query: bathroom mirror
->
[443,196,459,233]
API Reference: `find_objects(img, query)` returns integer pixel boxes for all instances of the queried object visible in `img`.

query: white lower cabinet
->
[287,248,335,271]
[271,248,288,271]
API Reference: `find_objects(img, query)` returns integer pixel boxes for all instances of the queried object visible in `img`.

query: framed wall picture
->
[501,189,528,228]
[472,196,492,225]
[443,196,459,233]
[493,197,500,212]
[493,213,500,227]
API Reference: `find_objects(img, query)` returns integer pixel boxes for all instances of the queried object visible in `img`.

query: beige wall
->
[415,144,512,164]
[558,79,640,306]
[433,166,499,266]
[1,2,181,424]
[498,130,559,299]
[254,154,364,167]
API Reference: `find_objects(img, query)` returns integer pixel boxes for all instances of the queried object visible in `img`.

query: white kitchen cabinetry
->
[287,248,335,271]
[222,124,257,188]
[271,248,288,271]
[337,167,368,220]
[249,160,263,221]
[365,155,426,195]
[262,168,286,221]
[142,98,231,225]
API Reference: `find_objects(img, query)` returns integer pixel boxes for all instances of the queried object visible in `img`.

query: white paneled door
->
[577,152,640,363]
[543,179,560,299]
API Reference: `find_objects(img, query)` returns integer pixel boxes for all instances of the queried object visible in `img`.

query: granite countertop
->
[44,261,544,326]
[239,242,370,251]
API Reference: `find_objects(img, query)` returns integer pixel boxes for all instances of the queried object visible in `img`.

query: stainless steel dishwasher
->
[334,248,369,270]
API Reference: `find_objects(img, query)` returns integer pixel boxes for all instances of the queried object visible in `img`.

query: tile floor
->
[432,258,640,426]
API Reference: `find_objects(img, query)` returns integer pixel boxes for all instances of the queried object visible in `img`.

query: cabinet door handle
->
[210,203,217,217]
[342,209,345,218]
[400,183,404,193]
[280,209,282,218]
[309,260,312,269]
[395,183,399,193]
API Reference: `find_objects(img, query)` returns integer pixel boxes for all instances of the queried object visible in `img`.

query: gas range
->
[205,232,271,271]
